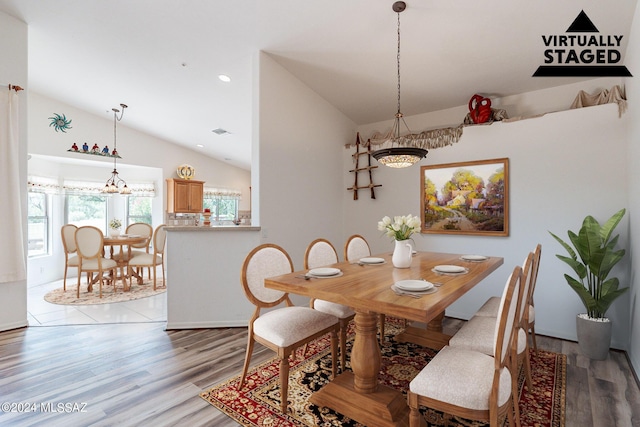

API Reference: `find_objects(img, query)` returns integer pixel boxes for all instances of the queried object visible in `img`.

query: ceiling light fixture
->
[102,104,131,194]
[371,1,428,168]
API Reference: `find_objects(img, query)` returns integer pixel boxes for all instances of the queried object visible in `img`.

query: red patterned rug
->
[200,322,565,426]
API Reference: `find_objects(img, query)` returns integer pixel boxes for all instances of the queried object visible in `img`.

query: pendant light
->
[102,104,131,194]
[372,1,428,168]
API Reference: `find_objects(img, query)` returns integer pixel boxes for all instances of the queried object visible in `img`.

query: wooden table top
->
[265,251,504,325]
[103,235,149,246]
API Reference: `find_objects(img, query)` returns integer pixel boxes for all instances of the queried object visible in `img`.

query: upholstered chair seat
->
[254,306,340,347]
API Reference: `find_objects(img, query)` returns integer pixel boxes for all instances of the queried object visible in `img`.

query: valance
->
[63,179,156,196]
[28,175,61,194]
[204,187,242,200]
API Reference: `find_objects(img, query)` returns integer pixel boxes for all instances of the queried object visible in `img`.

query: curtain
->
[0,88,26,283]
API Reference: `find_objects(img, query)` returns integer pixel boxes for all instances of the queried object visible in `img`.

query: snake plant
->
[549,208,628,319]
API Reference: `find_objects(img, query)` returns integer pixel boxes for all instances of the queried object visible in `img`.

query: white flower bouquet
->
[109,218,122,230]
[377,214,421,241]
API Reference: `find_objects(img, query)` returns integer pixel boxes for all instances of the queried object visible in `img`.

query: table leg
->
[309,309,409,427]
[395,311,451,350]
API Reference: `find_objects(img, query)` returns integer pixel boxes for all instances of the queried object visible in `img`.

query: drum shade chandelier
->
[103,104,131,194]
[372,1,428,168]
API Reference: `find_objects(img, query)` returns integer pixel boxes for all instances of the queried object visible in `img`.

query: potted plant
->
[109,218,122,237]
[549,208,628,360]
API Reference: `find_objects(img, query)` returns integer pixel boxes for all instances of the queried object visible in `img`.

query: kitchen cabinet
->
[166,178,204,213]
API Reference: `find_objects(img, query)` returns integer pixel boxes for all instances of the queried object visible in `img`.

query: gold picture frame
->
[420,158,509,236]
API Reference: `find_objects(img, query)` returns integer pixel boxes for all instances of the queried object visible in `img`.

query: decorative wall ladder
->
[347,133,381,200]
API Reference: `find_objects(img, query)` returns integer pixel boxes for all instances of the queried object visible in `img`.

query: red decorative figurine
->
[468,94,492,124]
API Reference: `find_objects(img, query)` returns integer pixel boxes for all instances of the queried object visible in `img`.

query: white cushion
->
[314,300,355,319]
[80,258,117,271]
[449,316,527,355]
[409,345,512,409]
[474,296,500,317]
[66,255,79,267]
[253,306,338,347]
[128,253,162,266]
[528,304,535,322]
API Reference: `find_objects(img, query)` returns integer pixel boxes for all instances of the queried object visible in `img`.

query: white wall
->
[625,0,640,376]
[346,80,631,350]
[258,52,356,273]
[0,11,28,331]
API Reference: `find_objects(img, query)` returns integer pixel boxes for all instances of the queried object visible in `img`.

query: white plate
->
[434,265,467,273]
[308,267,341,277]
[395,280,434,292]
[461,254,488,261]
[359,257,385,264]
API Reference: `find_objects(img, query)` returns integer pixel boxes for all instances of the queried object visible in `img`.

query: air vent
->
[212,128,231,135]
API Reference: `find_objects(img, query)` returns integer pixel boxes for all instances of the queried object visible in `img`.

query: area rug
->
[200,322,566,427]
[44,278,166,305]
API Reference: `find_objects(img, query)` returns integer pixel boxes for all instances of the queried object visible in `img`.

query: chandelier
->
[371,1,428,168]
[103,104,131,194]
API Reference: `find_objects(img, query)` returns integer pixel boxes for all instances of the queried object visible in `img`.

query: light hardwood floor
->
[0,318,638,427]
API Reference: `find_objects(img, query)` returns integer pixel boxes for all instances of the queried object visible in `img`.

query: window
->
[27,192,50,257]
[66,194,108,232]
[203,188,241,222]
[127,196,153,226]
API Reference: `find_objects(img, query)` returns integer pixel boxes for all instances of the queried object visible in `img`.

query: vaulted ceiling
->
[0,0,636,170]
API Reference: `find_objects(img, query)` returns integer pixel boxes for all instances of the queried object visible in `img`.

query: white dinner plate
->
[434,265,467,274]
[359,257,385,264]
[308,267,341,277]
[460,254,488,262]
[395,280,434,292]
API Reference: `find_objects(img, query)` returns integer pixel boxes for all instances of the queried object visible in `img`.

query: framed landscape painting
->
[420,158,509,236]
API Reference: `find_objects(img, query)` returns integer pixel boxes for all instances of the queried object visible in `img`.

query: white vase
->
[109,228,120,237]
[392,239,413,268]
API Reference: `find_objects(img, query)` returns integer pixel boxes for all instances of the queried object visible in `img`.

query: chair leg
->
[76,271,81,298]
[238,335,255,390]
[510,354,522,427]
[379,314,386,344]
[152,263,157,290]
[279,355,290,413]
[529,322,538,354]
[339,320,347,373]
[330,329,338,379]
[63,265,68,291]
[522,349,533,391]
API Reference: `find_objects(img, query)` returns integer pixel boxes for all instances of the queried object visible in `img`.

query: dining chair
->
[74,226,118,298]
[238,243,339,414]
[407,264,522,427]
[124,223,153,277]
[305,238,355,372]
[344,234,387,344]
[61,224,79,291]
[127,224,167,290]
[448,252,535,395]
[474,244,542,353]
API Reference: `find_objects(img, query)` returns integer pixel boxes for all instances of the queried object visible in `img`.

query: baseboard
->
[0,319,29,332]
[165,320,248,330]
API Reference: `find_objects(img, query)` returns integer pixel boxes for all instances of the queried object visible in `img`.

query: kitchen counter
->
[164,224,261,329]
[165,225,260,232]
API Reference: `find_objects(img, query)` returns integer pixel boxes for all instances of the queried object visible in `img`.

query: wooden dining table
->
[101,234,150,290]
[265,250,504,427]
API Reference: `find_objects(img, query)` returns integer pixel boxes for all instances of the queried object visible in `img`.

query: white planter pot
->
[109,228,121,238]
[576,314,612,360]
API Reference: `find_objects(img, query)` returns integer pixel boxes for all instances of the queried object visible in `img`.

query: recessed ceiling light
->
[212,128,231,135]
[196,144,204,148]
[218,74,231,82]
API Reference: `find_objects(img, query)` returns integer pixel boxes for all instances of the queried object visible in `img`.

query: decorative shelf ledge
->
[67,149,121,159]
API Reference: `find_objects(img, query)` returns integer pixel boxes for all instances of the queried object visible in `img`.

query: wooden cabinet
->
[166,179,204,213]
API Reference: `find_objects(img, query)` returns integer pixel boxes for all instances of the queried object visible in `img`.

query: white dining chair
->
[305,238,355,372]
[474,244,542,353]
[74,226,118,298]
[407,264,522,427]
[127,224,167,290]
[449,252,535,396]
[238,243,339,414]
[61,224,79,291]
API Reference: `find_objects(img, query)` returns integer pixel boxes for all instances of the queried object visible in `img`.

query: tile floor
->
[27,276,167,326]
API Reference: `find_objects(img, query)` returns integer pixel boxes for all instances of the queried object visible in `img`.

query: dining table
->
[264,250,504,427]
[101,234,150,291]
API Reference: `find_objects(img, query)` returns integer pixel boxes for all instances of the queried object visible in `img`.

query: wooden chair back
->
[304,238,338,269]
[344,234,370,262]
[126,223,153,249]
[75,226,105,261]
[241,243,294,309]
[153,224,167,254]
[493,265,522,371]
[61,224,78,255]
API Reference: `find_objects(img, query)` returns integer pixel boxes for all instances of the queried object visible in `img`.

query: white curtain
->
[0,88,26,283]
